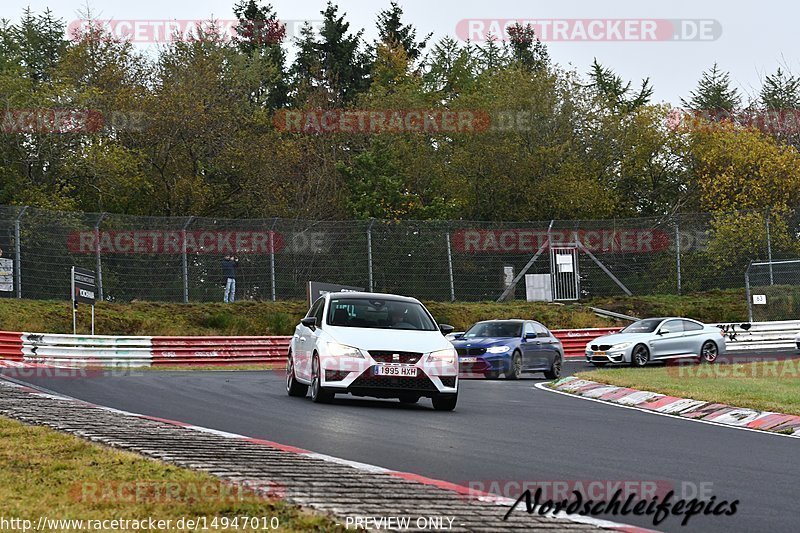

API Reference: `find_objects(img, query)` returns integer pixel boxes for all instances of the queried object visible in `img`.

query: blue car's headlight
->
[486,346,510,354]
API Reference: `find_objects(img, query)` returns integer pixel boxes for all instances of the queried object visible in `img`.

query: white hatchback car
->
[286,292,459,410]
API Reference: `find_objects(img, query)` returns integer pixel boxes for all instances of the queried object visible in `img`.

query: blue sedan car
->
[450,320,563,379]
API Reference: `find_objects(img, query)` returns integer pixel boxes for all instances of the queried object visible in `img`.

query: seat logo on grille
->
[393,354,400,361]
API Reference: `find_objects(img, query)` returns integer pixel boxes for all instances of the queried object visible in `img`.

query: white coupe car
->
[286,292,459,410]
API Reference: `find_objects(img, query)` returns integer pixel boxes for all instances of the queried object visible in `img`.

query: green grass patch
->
[588,289,746,324]
[577,360,800,415]
[0,291,749,337]
[0,416,344,531]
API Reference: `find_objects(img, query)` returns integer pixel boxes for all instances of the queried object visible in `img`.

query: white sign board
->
[0,258,12,292]
[752,294,767,305]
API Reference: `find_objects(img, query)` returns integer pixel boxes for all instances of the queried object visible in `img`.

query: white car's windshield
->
[464,322,522,338]
[621,319,663,333]
[327,298,438,331]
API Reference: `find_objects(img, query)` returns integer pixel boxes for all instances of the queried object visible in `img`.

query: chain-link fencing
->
[0,206,796,309]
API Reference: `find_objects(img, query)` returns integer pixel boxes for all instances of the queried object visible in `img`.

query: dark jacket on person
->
[222,258,237,279]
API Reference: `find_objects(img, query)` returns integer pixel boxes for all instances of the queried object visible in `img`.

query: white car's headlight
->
[326,342,365,358]
[611,342,632,351]
[429,348,457,364]
[486,346,510,354]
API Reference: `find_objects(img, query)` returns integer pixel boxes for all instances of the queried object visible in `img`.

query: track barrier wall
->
[0,331,289,367]
[0,322,795,368]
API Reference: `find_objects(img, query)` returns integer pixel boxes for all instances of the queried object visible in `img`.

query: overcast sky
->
[4,0,796,105]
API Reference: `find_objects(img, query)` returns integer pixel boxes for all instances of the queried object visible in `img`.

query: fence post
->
[94,213,107,301]
[446,231,455,301]
[181,216,194,303]
[269,218,277,301]
[745,265,753,322]
[14,206,27,299]
[675,216,682,295]
[765,210,774,285]
[367,218,375,292]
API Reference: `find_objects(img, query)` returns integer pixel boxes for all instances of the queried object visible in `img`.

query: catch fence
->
[0,206,794,306]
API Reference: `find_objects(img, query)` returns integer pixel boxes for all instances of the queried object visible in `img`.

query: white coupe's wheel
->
[700,341,718,364]
[630,345,649,368]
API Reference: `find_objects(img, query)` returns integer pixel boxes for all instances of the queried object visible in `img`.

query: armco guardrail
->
[0,331,289,367]
[719,321,800,352]
[552,328,623,359]
[0,331,23,362]
[151,336,289,365]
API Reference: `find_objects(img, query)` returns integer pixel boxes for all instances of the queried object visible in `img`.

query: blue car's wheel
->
[506,351,522,379]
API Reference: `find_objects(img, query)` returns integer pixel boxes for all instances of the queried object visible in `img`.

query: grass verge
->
[0,290,748,337]
[576,360,800,415]
[0,416,343,531]
[0,298,615,336]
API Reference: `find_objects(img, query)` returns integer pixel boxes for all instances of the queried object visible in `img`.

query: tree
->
[422,37,478,100]
[588,59,652,113]
[689,122,800,270]
[232,0,288,109]
[375,2,430,63]
[506,23,549,73]
[12,8,67,84]
[682,63,741,116]
[760,68,800,110]
[290,2,370,105]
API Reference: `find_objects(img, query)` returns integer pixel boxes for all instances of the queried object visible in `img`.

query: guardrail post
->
[367,218,375,292]
[14,206,27,299]
[446,231,455,301]
[745,265,753,322]
[181,216,194,303]
[94,213,107,301]
[269,218,277,301]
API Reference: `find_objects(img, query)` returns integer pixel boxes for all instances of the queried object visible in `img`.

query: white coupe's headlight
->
[486,346,511,354]
[429,348,457,364]
[326,342,365,358]
[611,342,632,351]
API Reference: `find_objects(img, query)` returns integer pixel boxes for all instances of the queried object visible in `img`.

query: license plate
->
[460,357,478,363]
[593,351,607,356]
[374,364,418,377]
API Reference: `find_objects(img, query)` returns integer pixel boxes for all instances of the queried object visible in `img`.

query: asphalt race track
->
[3,358,797,533]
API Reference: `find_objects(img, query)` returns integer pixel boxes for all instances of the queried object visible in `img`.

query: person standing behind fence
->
[222,255,238,303]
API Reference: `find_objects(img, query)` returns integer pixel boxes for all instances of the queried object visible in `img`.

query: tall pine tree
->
[760,68,800,110]
[375,2,430,63]
[682,63,741,116]
[589,59,652,113]
[232,0,288,109]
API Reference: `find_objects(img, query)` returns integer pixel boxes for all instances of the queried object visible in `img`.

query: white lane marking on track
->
[534,382,800,439]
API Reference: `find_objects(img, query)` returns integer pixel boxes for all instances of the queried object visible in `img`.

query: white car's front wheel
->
[432,392,458,411]
[310,353,334,404]
[286,353,308,397]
